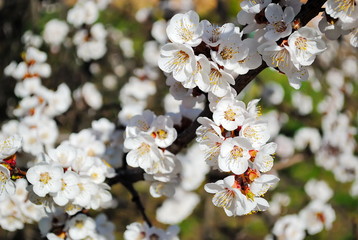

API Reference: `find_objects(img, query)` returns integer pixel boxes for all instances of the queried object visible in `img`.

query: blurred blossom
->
[275,135,295,159]
[272,214,306,240]
[119,37,134,58]
[89,63,101,75]
[268,192,291,216]
[262,82,284,105]
[114,64,126,77]
[341,56,358,79]
[156,188,200,224]
[304,179,333,202]
[81,82,103,110]
[135,7,151,23]
[326,68,345,88]
[22,31,43,48]
[102,74,118,90]
[292,92,313,116]
[299,201,336,235]
[43,19,69,48]
[151,19,168,44]
[294,127,321,152]
[143,41,160,66]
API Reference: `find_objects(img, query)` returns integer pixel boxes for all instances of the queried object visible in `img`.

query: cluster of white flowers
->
[267,179,335,240]
[158,10,262,98]
[4,47,72,156]
[118,68,159,125]
[21,118,120,238]
[26,147,113,211]
[197,98,279,216]
[40,212,115,240]
[239,0,327,89]
[124,110,182,198]
[0,136,47,232]
[124,222,179,240]
[0,135,22,201]
[319,0,358,47]
[67,0,111,61]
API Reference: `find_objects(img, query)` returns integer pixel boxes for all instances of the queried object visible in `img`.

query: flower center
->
[179,26,194,42]
[156,129,168,140]
[138,143,151,156]
[224,109,236,121]
[75,220,84,229]
[231,145,244,158]
[316,212,326,223]
[209,27,221,43]
[39,172,51,184]
[149,234,160,240]
[273,21,287,33]
[295,37,308,50]
[271,49,290,68]
[220,47,237,60]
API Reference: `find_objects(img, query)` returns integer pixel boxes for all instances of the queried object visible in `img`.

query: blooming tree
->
[0,0,357,239]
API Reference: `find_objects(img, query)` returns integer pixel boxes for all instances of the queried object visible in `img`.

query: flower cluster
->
[158,10,261,99]
[197,98,279,216]
[124,222,179,240]
[4,47,71,156]
[320,0,358,47]
[237,1,328,89]
[67,0,110,61]
[124,110,182,198]
[41,213,115,240]
[0,135,22,200]
[268,179,335,240]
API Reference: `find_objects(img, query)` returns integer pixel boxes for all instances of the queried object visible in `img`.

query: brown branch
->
[272,154,304,171]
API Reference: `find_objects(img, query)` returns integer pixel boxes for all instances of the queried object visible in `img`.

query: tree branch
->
[122,181,153,227]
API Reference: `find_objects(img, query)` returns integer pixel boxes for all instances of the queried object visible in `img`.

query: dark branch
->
[107,168,144,186]
[294,0,327,28]
[122,181,153,227]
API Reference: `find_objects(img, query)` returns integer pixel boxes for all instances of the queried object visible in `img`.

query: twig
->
[122,181,153,227]
[272,154,304,171]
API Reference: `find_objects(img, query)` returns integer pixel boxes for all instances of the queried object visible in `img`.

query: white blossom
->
[166,10,203,47]
[264,4,295,41]
[26,162,64,197]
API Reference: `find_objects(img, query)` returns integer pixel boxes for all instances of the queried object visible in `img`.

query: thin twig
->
[122,181,153,227]
[272,154,304,171]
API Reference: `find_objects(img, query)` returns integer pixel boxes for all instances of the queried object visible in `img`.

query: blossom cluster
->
[239,0,329,89]
[124,110,182,198]
[124,222,179,240]
[319,0,358,47]
[42,213,115,240]
[4,47,71,156]
[0,135,22,201]
[197,98,279,216]
[267,179,335,240]
[67,0,111,61]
